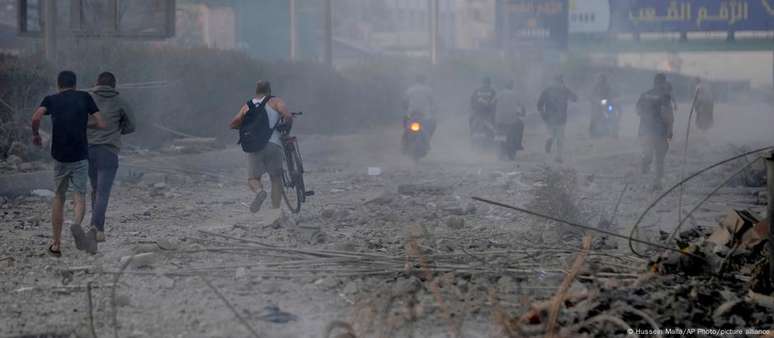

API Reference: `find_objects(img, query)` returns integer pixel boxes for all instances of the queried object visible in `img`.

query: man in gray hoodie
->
[87,72,135,242]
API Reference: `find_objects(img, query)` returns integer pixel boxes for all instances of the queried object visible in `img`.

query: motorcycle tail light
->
[409,122,422,133]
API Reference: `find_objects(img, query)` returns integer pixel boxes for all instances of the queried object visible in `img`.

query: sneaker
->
[95,231,105,243]
[250,190,268,213]
[71,224,98,254]
[84,228,98,254]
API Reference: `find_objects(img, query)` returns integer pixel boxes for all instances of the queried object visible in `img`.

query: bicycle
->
[278,112,313,213]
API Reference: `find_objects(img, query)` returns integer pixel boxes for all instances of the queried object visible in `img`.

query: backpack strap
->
[246,95,272,111]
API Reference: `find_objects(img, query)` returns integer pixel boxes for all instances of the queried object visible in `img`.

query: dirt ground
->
[1,102,773,337]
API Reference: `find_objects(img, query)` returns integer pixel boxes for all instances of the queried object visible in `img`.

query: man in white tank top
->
[229,80,292,212]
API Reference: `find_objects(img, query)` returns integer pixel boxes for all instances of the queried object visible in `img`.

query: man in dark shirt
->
[636,73,674,191]
[470,77,497,124]
[537,75,578,162]
[31,70,106,256]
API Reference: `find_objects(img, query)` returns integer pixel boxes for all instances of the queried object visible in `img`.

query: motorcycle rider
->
[636,73,674,191]
[589,74,615,138]
[537,75,577,162]
[495,80,525,161]
[470,77,497,138]
[403,75,436,136]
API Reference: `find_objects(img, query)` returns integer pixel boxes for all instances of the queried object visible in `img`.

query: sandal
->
[48,244,62,257]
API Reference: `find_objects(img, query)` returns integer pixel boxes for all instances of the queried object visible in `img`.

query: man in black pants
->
[88,72,136,242]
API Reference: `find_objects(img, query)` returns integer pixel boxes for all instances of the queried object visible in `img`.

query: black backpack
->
[238,96,276,153]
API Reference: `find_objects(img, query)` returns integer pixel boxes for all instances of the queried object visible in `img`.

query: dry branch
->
[545,234,592,338]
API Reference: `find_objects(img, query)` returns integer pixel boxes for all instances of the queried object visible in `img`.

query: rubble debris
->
[739,159,768,187]
[7,141,27,159]
[364,192,394,206]
[256,304,298,323]
[30,189,55,198]
[705,209,763,250]
[0,255,14,269]
[367,167,382,176]
[119,252,159,269]
[397,183,451,196]
[235,267,247,279]
[321,208,336,219]
[115,294,132,307]
[141,172,167,186]
[445,216,465,230]
[164,137,222,154]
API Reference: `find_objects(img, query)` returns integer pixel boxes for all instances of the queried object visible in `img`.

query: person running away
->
[87,72,136,243]
[636,73,675,191]
[537,75,577,162]
[31,70,106,256]
[230,80,293,213]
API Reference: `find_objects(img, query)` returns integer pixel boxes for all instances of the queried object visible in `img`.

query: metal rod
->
[767,152,774,284]
[628,145,774,257]
[471,196,703,259]
[200,276,262,338]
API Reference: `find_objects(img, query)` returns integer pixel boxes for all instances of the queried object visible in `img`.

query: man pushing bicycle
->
[229,80,293,213]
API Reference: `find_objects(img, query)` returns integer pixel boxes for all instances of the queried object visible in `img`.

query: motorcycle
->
[590,98,619,138]
[469,112,495,147]
[402,113,433,160]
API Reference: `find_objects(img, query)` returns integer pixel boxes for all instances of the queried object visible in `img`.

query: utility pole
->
[767,152,774,285]
[322,0,332,67]
[429,0,439,65]
[289,0,298,61]
[43,0,57,64]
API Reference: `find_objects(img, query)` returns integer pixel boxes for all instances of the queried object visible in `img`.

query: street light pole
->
[322,0,332,67]
[429,0,439,65]
[43,0,57,64]
[289,0,297,61]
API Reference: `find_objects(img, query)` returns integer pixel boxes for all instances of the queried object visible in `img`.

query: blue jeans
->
[88,145,118,232]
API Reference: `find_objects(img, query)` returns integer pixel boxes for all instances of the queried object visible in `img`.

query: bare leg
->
[73,192,86,226]
[270,174,282,209]
[51,193,65,249]
[248,177,262,193]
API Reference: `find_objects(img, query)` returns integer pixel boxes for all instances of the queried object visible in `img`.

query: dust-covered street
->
[2,101,773,337]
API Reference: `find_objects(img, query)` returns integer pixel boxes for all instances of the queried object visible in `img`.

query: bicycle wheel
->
[281,144,303,213]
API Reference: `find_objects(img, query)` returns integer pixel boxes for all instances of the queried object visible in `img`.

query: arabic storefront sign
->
[497,0,569,48]
[611,0,774,32]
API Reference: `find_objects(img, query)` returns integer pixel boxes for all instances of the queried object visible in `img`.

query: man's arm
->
[120,101,136,135]
[229,104,249,129]
[88,112,107,129]
[31,107,46,146]
[269,97,292,121]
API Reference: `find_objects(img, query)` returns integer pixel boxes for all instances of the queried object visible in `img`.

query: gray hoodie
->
[88,85,135,152]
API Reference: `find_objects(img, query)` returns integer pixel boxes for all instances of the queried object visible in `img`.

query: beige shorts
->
[54,159,89,195]
[247,143,283,179]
